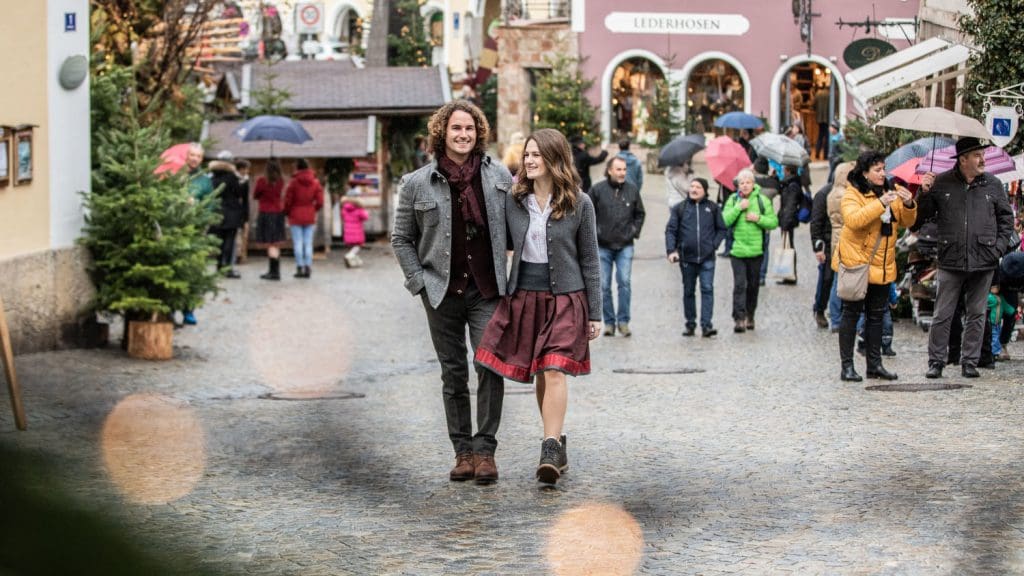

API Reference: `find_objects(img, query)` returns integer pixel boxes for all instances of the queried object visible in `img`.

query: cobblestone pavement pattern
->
[5,164,1024,575]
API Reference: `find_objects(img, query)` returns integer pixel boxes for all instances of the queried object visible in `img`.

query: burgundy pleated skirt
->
[475,289,591,383]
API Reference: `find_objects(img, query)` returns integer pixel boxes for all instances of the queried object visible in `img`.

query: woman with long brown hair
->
[475,128,601,485]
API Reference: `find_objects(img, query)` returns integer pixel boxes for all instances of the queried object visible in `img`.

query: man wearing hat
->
[665,177,727,337]
[918,136,1015,378]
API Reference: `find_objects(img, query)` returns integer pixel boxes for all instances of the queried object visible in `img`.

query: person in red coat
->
[282,158,324,278]
[253,160,286,280]
[341,186,370,268]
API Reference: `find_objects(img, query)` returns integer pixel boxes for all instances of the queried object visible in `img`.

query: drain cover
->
[612,367,706,375]
[257,392,366,401]
[865,383,972,392]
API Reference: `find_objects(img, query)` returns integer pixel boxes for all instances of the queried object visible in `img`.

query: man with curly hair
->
[392,100,514,484]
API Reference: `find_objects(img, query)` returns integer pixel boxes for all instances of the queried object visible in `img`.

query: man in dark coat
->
[919,136,1015,378]
[665,177,727,337]
[589,156,645,336]
[571,136,608,193]
[809,180,833,328]
[208,151,248,278]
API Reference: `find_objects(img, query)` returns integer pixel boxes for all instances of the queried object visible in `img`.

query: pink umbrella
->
[154,143,193,175]
[915,144,1016,176]
[889,157,922,185]
[704,136,751,187]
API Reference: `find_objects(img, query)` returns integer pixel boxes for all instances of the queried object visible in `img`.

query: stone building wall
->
[494,22,577,152]
[0,246,95,355]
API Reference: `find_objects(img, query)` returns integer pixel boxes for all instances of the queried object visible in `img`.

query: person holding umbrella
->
[254,160,286,280]
[919,137,1015,379]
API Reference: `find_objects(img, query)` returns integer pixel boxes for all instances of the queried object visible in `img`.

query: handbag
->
[770,232,797,281]
[836,232,884,301]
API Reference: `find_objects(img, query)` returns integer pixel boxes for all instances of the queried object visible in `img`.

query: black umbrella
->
[658,133,706,168]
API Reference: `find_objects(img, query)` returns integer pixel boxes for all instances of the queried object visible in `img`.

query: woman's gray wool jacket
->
[505,192,602,322]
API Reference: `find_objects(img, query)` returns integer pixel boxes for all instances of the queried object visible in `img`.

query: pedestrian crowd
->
[390,99,1024,489]
[175,144,367,326]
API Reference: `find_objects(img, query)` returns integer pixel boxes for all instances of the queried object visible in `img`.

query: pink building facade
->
[573,1,921,148]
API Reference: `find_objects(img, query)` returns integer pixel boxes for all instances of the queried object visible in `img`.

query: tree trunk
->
[366,0,390,67]
[127,320,174,360]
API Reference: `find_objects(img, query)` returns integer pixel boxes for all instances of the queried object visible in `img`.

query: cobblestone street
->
[5,167,1024,575]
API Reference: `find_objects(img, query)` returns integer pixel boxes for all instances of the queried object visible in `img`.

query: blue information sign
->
[64,12,76,32]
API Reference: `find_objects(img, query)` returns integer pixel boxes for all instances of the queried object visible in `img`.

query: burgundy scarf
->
[438,153,486,229]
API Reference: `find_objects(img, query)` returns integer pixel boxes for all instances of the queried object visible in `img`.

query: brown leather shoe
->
[473,453,498,484]
[449,452,475,481]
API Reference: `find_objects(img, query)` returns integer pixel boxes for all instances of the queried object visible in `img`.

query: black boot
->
[303,266,311,279]
[294,266,304,278]
[866,365,898,380]
[261,258,280,281]
[840,363,862,382]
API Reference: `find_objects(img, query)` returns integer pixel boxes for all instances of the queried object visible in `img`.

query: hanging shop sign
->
[843,38,897,70]
[604,12,750,36]
[985,105,1020,148]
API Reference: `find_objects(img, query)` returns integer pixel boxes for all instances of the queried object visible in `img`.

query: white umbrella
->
[751,133,809,166]
[874,107,991,139]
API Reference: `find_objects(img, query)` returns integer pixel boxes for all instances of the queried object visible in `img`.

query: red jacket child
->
[342,198,369,246]
[283,168,324,226]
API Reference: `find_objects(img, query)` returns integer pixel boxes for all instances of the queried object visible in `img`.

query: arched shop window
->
[333,8,363,54]
[428,10,445,66]
[685,59,744,133]
[777,61,838,160]
[610,58,665,144]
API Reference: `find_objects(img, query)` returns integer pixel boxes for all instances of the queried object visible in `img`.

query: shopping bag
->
[770,233,797,281]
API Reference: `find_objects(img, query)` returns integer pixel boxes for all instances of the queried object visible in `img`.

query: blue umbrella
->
[884,136,955,172]
[713,111,764,130]
[233,115,312,155]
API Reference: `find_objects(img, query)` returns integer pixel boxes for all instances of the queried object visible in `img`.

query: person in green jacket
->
[722,168,779,333]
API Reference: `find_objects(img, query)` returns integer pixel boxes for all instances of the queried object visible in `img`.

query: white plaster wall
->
[47,0,90,249]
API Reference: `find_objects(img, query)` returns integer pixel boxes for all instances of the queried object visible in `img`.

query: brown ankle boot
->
[449,452,475,481]
[473,453,498,484]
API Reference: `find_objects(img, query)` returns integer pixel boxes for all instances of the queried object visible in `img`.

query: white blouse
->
[522,193,552,263]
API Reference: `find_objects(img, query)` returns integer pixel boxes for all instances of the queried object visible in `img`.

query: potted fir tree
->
[81,113,220,360]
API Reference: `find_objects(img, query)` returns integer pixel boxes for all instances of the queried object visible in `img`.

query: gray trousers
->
[928,268,994,367]
[422,283,504,455]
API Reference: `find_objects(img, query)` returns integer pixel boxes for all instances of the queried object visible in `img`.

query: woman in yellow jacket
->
[833,151,917,382]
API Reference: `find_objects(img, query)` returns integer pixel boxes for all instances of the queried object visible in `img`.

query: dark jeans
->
[929,269,993,368]
[681,258,716,330]
[215,227,238,268]
[730,255,763,321]
[839,283,889,369]
[814,253,833,313]
[421,283,504,455]
[816,121,829,158]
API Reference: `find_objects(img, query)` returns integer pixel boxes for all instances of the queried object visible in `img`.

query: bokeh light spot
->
[546,502,644,575]
[101,393,206,505]
[247,289,353,396]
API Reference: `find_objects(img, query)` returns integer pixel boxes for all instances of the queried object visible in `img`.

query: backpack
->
[796,190,813,224]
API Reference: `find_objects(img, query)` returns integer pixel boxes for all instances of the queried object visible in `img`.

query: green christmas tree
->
[82,89,221,321]
[388,0,432,67]
[647,75,685,147]
[534,55,600,145]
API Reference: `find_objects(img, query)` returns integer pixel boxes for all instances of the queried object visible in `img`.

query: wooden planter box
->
[126,319,174,360]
